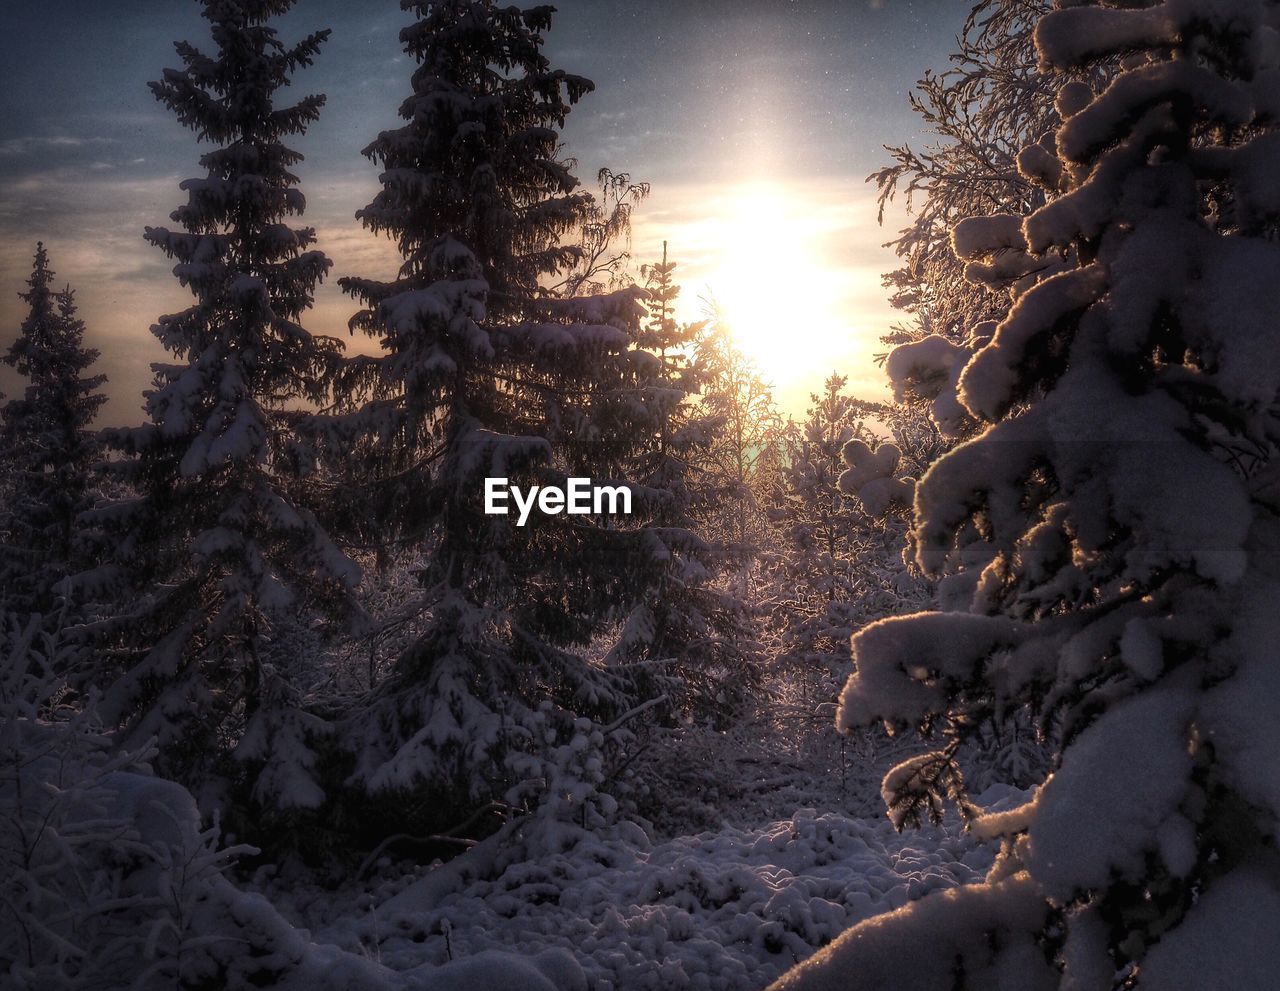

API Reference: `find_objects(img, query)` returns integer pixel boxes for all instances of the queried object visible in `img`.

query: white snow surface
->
[272,802,1001,991]
[1138,866,1280,991]
[14,729,1008,991]
[765,872,1055,991]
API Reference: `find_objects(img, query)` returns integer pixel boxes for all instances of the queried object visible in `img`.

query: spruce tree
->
[324,0,661,824]
[772,0,1280,987]
[693,319,783,573]
[81,0,358,805]
[768,376,879,693]
[1,244,107,619]
[608,246,760,724]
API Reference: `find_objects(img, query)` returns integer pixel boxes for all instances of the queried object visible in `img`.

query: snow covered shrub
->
[504,708,622,852]
[0,615,247,989]
[772,1,1280,988]
[0,614,392,990]
[0,615,145,986]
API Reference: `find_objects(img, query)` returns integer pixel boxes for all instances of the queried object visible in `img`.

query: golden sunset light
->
[633,180,900,413]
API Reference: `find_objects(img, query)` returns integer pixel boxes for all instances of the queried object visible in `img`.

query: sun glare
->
[685,183,883,410]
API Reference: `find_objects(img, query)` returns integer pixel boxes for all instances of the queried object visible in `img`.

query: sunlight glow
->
[714,187,844,374]
[640,184,901,412]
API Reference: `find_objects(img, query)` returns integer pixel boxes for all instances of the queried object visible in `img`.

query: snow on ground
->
[268,790,1012,991]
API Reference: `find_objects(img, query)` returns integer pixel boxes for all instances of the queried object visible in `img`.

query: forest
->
[3,0,1279,988]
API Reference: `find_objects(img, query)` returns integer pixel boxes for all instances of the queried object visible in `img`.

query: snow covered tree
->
[767,376,868,693]
[607,246,760,724]
[319,0,668,832]
[870,0,1114,443]
[1,244,107,619]
[773,1,1280,988]
[693,316,784,581]
[78,0,359,808]
[767,377,930,688]
[872,0,1060,348]
[757,378,932,795]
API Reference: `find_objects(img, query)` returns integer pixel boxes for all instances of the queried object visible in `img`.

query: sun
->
[641,179,896,413]
[703,184,859,397]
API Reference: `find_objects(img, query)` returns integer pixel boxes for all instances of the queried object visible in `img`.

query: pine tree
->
[320,0,661,826]
[772,1,1280,987]
[1,244,107,619]
[80,0,358,806]
[608,246,760,724]
[693,317,783,582]
[768,376,879,693]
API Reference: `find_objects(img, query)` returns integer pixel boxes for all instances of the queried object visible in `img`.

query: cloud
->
[0,135,117,157]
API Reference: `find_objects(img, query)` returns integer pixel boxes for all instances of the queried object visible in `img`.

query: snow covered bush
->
[346,793,992,991]
[1,615,144,986]
[773,0,1280,987]
[0,613,397,990]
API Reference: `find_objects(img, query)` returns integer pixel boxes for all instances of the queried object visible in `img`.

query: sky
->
[0,0,968,422]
